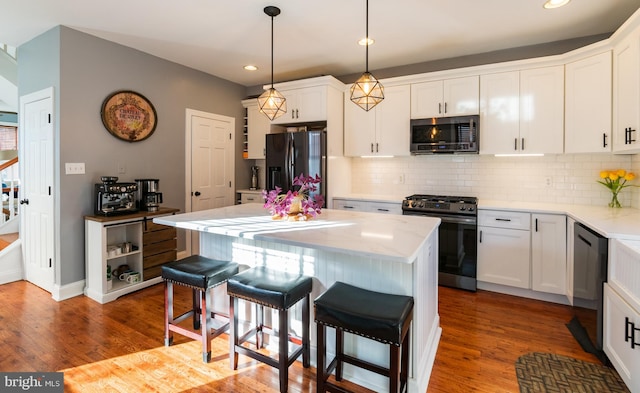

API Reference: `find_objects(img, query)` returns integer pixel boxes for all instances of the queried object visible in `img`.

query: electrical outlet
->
[117,162,126,174]
[65,162,85,175]
[544,176,552,188]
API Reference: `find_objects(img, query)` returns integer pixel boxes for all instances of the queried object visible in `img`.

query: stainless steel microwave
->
[410,115,479,154]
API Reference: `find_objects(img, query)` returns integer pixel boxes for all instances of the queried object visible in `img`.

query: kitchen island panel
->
[156,205,440,393]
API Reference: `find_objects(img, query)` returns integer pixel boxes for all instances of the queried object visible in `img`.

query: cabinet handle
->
[438,103,442,114]
[514,138,518,151]
[291,110,295,120]
[521,138,525,151]
[371,143,374,153]
[343,205,354,209]
[376,143,379,153]
[603,133,607,148]
[535,218,538,232]
[479,230,483,243]
[625,317,640,349]
[495,218,511,222]
[630,128,636,144]
[377,208,389,212]
[444,102,448,114]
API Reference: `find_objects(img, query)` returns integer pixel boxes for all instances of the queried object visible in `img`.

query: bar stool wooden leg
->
[193,288,200,330]
[164,281,174,346]
[230,295,239,370]
[278,308,289,393]
[317,322,326,392]
[336,328,344,381]
[302,294,310,368]
[389,345,399,393]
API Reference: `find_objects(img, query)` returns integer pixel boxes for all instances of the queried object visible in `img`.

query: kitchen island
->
[154,203,440,393]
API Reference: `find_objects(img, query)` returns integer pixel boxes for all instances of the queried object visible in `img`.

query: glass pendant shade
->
[350,71,384,111]
[258,87,287,120]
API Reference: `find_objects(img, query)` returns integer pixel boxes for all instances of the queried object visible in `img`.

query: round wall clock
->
[100,90,157,142]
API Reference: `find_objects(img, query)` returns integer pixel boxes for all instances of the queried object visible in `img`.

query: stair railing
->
[0,157,19,223]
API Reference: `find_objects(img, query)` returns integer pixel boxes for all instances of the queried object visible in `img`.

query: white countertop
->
[480,200,640,240]
[153,204,439,263]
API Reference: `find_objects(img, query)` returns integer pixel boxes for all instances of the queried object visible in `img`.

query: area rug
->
[515,352,629,393]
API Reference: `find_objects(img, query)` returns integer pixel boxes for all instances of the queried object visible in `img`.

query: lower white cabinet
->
[333,198,402,215]
[477,210,531,288]
[531,214,567,294]
[604,238,640,392]
[604,284,639,392]
[238,190,264,204]
[478,210,567,294]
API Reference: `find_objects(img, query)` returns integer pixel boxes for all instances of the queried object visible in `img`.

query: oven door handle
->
[434,214,477,225]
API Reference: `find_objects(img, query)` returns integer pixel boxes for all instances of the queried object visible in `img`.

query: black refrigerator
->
[265,130,327,201]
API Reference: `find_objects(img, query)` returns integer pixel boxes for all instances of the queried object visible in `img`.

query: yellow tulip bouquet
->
[598,169,637,208]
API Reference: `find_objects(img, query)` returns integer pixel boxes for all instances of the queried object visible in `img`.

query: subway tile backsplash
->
[351,153,640,208]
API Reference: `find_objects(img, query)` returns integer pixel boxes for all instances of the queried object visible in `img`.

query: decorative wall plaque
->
[100,91,157,142]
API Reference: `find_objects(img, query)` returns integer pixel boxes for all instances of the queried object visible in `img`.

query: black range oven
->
[402,194,478,291]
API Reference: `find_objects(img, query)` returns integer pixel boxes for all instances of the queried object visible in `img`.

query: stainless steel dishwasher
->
[569,222,609,363]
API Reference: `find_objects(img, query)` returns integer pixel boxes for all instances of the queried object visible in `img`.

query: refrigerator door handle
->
[288,135,295,186]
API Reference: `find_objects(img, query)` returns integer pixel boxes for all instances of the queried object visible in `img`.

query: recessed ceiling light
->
[358,37,374,46]
[543,0,570,9]
[244,65,258,71]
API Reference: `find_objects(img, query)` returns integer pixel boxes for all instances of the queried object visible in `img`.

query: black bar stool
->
[314,282,414,393]
[227,266,312,393]
[161,255,239,363]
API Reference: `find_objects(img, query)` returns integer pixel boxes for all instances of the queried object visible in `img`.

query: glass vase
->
[609,191,621,208]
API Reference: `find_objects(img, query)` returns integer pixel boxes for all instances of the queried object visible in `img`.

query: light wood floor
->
[0,281,600,392]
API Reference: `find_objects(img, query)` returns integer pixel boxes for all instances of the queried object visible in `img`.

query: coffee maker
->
[135,178,163,212]
[95,176,138,216]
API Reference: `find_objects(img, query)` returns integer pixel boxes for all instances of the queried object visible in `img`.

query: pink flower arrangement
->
[262,173,324,220]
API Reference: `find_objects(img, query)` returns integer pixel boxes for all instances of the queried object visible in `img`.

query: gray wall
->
[19,26,247,286]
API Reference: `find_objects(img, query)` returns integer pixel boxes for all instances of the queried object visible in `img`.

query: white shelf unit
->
[85,217,161,304]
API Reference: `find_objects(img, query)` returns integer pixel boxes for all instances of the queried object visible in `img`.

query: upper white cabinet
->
[480,66,564,155]
[531,213,567,295]
[565,52,613,153]
[271,85,326,124]
[410,76,479,118]
[613,26,640,153]
[344,84,411,157]
[242,99,272,159]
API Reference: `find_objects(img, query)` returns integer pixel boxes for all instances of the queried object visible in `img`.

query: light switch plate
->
[65,162,85,175]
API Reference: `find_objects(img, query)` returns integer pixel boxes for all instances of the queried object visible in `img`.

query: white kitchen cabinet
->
[480,66,564,155]
[333,198,402,215]
[531,213,567,295]
[242,99,272,159]
[84,209,179,304]
[604,284,639,393]
[410,76,479,118]
[613,26,640,153]
[344,84,410,157]
[271,85,326,124]
[477,210,531,288]
[565,52,613,153]
[239,190,263,204]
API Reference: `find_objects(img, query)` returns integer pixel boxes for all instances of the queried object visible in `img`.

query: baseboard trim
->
[52,280,85,301]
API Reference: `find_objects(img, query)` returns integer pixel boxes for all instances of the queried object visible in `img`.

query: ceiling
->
[1,1,639,87]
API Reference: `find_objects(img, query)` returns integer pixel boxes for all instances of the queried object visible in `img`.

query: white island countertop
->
[153,203,440,263]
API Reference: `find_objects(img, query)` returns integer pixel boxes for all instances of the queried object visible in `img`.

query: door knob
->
[20,199,29,205]
[194,191,201,196]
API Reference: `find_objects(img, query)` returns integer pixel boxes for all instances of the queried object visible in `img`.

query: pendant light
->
[257,6,287,121]
[350,0,384,111]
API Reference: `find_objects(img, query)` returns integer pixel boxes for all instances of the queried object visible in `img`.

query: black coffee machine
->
[135,178,163,212]
[95,176,138,216]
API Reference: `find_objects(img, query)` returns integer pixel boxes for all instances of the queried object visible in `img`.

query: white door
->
[19,87,55,292]
[185,109,234,255]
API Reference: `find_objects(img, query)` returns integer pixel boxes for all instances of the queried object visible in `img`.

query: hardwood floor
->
[0,281,600,392]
